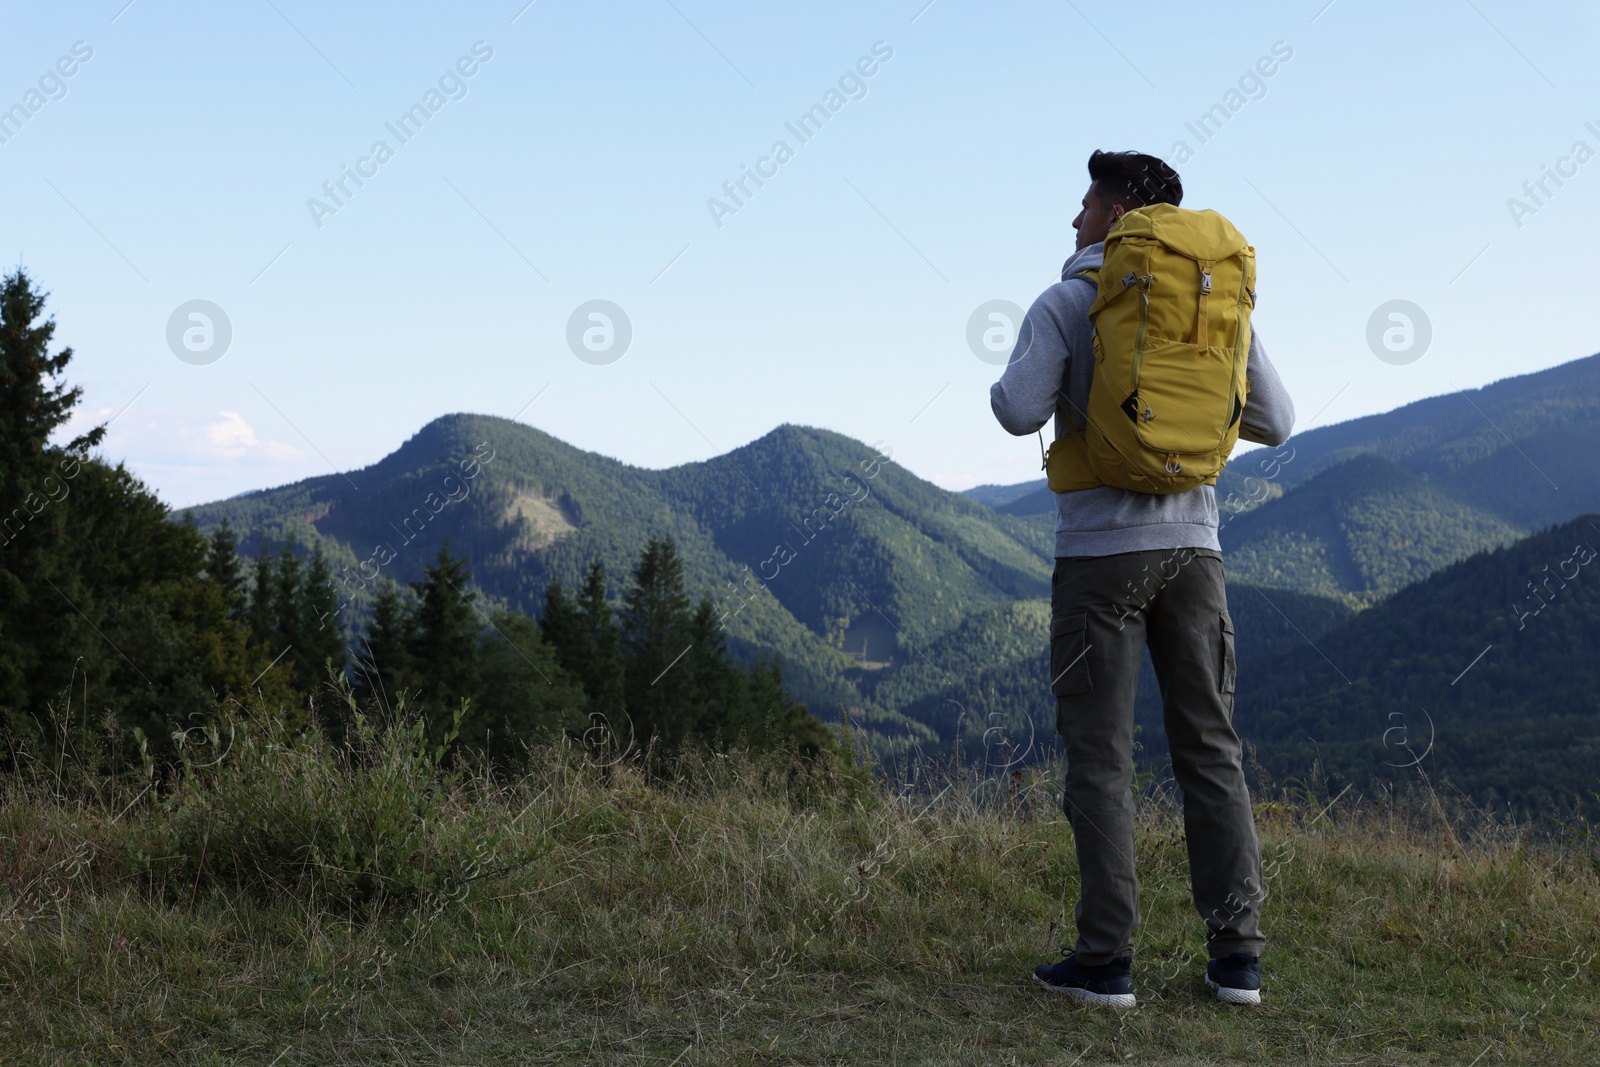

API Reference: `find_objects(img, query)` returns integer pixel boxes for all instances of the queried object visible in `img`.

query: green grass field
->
[3,710,1598,1065]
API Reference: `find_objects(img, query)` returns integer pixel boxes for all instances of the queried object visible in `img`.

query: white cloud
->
[204,410,258,457]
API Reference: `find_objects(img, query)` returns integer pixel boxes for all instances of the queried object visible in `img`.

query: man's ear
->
[1111,203,1128,221]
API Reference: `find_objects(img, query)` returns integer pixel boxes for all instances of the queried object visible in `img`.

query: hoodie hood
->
[1059,241,1105,283]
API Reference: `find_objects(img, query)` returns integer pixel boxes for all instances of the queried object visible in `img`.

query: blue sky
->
[6,0,1598,506]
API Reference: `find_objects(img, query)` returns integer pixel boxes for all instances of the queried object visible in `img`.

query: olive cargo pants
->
[1050,546,1266,966]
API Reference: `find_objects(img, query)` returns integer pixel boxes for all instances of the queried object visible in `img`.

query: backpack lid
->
[1108,203,1251,262]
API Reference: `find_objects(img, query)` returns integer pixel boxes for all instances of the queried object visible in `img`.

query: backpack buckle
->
[1199,271,1213,295]
[1164,457,1182,474]
[1121,271,1137,290]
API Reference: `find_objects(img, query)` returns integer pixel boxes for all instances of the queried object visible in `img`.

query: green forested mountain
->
[1218,454,1522,605]
[183,417,1056,761]
[183,352,1600,803]
[1218,353,1600,510]
[962,478,1046,509]
[1236,514,1600,815]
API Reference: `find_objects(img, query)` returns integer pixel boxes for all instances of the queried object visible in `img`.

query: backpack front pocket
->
[1128,337,1239,455]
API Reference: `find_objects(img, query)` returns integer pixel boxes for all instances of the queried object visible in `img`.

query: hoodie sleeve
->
[1239,328,1295,446]
[989,286,1077,437]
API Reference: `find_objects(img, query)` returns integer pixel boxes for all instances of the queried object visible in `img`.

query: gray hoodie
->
[989,241,1296,558]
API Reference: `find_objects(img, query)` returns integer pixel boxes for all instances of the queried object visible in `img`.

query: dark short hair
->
[1087,150,1183,208]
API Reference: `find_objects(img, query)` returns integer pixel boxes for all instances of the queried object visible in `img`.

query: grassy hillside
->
[1240,514,1600,815]
[4,714,1598,1066]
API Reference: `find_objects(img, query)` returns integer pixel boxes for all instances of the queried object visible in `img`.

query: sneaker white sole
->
[1033,973,1136,1008]
[1205,975,1261,1005]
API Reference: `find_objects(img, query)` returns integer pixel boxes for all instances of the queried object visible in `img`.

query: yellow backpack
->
[1045,203,1255,494]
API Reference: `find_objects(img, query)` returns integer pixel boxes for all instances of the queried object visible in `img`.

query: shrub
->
[127,690,522,912]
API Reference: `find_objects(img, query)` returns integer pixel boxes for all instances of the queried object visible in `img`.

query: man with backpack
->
[990,150,1295,1008]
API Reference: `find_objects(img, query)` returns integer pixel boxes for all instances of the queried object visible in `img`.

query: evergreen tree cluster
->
[0,268,837,775]
[225,534,347,703]
[540,539,838,761]
[0,269,298,757]
[345,542,584,760]
[351,537,839,766]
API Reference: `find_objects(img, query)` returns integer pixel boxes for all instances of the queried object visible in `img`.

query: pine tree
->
[578,559,626,719]
[206,520,246,619]
[541,562,630,753]
[621,537,694,752]
[297,547,348,699]
[0,269,104,509]
[745,656,836,760]
[354,578,414,709]
[0,271,300,756]
[408,540,480,726]
[685,596,745,750]
[0,269,106,719]
[539,580,582,670]
[270,537,300,655]
[247,546,276,648]
[467,610,586,764]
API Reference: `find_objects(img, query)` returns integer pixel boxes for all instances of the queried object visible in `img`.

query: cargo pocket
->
[1219,612,1236,695]
[1049,611,1093,698]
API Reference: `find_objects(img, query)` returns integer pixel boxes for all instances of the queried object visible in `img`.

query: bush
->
[127,690,523,912]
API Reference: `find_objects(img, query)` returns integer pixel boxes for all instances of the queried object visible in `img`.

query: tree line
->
[1,267,839,773]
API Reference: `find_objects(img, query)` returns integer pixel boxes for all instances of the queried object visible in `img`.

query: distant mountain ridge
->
[1239,513,1600,814]
[184,416,1057,761]
[185,351,1600,805]
[967,351,1600,600]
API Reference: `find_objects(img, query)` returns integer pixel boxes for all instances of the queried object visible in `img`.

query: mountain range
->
[987,354,1600,604]
[183,352,1600,812]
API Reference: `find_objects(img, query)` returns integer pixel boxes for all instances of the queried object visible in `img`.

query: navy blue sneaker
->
[1204,952,1261,1005]
[1033,951,1135,1008]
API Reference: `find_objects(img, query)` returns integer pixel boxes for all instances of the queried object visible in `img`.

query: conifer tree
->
[296,546,347,700]
[468,610,586,763]
[748,656,836,760]
[685,595,745,749]
[247,546,276,648]
[539,580,582,670]
[0,270,292,750]
[272,538,304,670]
[621,537,694,751]
[206,520,246,619]
[0,269,105,718]
[578,559,626,719]
[408,540,480,723]
[354,578,414,708]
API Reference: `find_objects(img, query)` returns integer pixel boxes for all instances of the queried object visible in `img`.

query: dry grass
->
[1,705,1597,1065]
